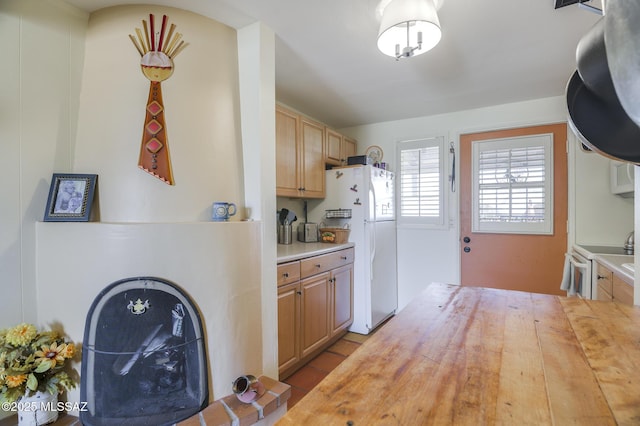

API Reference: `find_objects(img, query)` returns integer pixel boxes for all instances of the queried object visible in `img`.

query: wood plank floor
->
[282,332,371,408]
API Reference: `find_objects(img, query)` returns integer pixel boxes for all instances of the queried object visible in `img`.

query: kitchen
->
[3,0,640,424]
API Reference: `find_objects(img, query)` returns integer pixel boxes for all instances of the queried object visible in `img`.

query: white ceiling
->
[63,0,601,128]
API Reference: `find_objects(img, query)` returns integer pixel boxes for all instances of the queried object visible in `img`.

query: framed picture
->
[44,174,98,222]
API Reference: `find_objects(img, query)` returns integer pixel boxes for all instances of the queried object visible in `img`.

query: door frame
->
[451,120,569,286]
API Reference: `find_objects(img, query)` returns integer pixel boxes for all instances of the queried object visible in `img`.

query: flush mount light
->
[377,0,443,60]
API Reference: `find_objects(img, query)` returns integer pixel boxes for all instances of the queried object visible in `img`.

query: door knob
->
[464,247,471,253]
[463,236,471,243]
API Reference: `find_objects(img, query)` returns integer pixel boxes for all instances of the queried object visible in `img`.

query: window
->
[397,137,445,227]
[472,134,553,234]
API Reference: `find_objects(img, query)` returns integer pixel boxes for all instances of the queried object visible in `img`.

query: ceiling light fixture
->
[377,0,443,60]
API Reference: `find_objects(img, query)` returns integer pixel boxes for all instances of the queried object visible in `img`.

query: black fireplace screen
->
[80,277,209,426]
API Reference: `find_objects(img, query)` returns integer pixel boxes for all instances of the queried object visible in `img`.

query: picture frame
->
[43,174,98,222]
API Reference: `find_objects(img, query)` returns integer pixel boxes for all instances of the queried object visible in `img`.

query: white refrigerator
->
[310,165,398,334]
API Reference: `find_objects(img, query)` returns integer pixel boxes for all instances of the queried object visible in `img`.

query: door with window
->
[460,124,567,295]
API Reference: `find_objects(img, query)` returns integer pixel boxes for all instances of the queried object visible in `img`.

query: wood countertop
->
[277,283,640,425]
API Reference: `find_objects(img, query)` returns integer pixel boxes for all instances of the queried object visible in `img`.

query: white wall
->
[1,2,279,418]
[75,5,244,222]
[572,144,634,245]
[0,0,88,328]
[341,96,631,310]
[237,22,278,379]
[36,222,262,405]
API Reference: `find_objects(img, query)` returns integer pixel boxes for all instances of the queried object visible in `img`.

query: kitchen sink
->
[622,263,635,273]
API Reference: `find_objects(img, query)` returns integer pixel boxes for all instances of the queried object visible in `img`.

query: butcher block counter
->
[277,283,640,425]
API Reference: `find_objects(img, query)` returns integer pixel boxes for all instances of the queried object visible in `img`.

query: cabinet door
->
[595,264,613,300]
[596,282,613,302]
[300,272,331,357]
[278,282,300,374]
[300,117,325,198]
[342,137,357,164]
[331,263,354,336]
[325,129,343,166]
[276,106,300,197]
[612,275,634,305]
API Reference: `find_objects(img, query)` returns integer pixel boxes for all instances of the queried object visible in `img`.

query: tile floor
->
[283,332,370,408]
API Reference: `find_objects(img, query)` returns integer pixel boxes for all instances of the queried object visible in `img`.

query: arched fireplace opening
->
[80,277,209,425]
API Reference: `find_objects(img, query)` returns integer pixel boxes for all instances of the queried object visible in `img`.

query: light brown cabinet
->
[596,263,613,302]
[326,129,357,167]
[613,275,634,305]
[331,263,354,336]
[300,272,331,358]
[277,281,300,373]
[343,137,357,162]
[277,247,354,379]
[595,262,633,305]
[275,105,325,198]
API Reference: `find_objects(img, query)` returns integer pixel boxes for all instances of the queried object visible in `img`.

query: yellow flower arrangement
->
[0,323,77,403]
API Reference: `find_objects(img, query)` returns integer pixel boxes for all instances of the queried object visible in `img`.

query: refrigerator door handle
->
[369,182,377,279]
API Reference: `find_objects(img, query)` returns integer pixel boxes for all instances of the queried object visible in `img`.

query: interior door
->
[459,124,567,295]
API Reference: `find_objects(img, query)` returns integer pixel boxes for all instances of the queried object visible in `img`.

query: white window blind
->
[472,134,553,234]
[397,137,444,227]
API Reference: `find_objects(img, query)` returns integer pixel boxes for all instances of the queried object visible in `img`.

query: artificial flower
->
[0,323,77,403]
[34,342,66,371]
[5,323,36,347]
[5,374,27,388]
[61,343,75,359]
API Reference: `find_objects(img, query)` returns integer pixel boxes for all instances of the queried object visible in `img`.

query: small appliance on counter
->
[297,222,319,242]
[296,200,319,242]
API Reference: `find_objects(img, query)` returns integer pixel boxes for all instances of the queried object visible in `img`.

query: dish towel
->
[560,253,576,295]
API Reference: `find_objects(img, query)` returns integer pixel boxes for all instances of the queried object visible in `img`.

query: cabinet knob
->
[341,256,347,260]
[597,275,607,280]
[283,272,289,278]
[315,264,321,268]
[296,291,302,295]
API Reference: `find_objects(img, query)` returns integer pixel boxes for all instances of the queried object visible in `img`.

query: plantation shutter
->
[397,137,444,226]
[472,134,553,234]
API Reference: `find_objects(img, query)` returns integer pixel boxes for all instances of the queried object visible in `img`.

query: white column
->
[237,22,278,377]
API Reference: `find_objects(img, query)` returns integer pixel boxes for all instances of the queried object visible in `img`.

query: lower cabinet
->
[277,281,301,374]
[277,247,354,379]
[612,275,634,305]
[595,262,633,305]
[331,264,354,335]
[596,263,613,302]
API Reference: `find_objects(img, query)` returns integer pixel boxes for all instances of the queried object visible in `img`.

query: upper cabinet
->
[326,129,357,167]
[610,160,635,197]
[299,117,325,198]
[343,137,357,163]
[276,104,358,198]
[276,105,325,198]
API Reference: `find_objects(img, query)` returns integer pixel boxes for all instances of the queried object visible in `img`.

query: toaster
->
[297,223,319,242]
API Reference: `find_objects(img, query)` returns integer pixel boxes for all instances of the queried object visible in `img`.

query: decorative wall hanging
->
[129,14,187,185]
